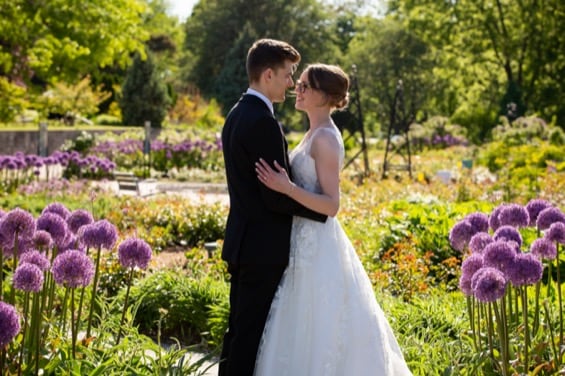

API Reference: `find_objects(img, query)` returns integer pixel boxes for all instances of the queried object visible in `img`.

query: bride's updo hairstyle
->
[305,63,350,110]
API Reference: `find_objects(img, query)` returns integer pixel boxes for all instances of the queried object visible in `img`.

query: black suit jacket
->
[221,94,327,266]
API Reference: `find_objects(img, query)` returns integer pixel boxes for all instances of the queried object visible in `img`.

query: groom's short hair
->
[246,39,300,84]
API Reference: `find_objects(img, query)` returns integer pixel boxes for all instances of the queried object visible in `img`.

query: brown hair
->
[246,39,301,84]
[304,64,349,110]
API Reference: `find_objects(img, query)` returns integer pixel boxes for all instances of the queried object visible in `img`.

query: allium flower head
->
[13,263,44,292]
[449,220,476,252]
[469,232,493,254]
[536,207,565,231]
[32,230,53,250]
[0,208,36,244]
[526,199,552,226]
[67,209,94,234]
[0,302,20,347]
[19,250,50,271]
[531,237,557,260]
[1,235,33,258]
[482,240,517,275]
[42,202,71,220]
[118,238,152,269]
[471,267,507,303]
[36,212,69,247]
[493,225,523,248]
[459,253,484,296]
[489,204,508,232]
[78,220,118,250]
[465,212,489,233]
[498,204,529,228]
[546,222,565,245]
[507,253,543,287]
[51,250,94,288]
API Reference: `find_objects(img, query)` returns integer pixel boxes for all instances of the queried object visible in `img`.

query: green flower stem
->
[533,280,541,337]
[33,292,41,376]
[60,288,70,336]
[76,286,87,336]
[493,300,509,376]
[466,296,478,350]
[116,267,134,345]
[543,299,559,369]
[71,288,76,360]
[43,248,59,342]
[26,292,40,367]
[486,303,495,362]
[1,247,3,301]
[9,233,19,304]
[87,246,102,338]
[17,291,30,376]
[557,244,563,347]
[521,287,530,373]
[547,262,553,299]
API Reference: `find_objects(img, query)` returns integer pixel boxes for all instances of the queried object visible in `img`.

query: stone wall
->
[0,128,160,156]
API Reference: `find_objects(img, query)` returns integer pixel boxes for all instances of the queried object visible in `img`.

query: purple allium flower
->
[0,209,5,218]
[498,204,529,228]
[118,238,152,269]
[471,267,507,303]
[51,250,94,288]
[13,263,44,292]
[32,230,53,250]
[459,253,484,296]
[507,253,543,287]
[449,220,476,252]
[531,237,557,260]
[36,212,69,247]
[526,199,552,226]
[489,204,508,232]
[19,250,50,271]
[493,225,523,248]
[1,236,33,259]
[536,207,565,231]
[482,241,517,275]
[0,302,20,347]
[78,220,118,250]
[546,222,565,245]
[42,202,71,220]
[465,212,489,233]
[469,232,493,254]
[67,209,94,234]
[0,208,36,244]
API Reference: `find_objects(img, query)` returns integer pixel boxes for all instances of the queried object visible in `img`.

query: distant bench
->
[113,171,140,195]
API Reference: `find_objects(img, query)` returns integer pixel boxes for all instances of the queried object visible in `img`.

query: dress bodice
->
[289,124,345,194]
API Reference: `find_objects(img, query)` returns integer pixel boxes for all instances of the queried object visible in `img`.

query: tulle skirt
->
[254,217,412,376]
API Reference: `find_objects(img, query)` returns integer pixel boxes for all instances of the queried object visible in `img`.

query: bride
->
[254,63,412,375]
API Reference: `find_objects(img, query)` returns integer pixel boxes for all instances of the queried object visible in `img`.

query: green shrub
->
[124,270,228,348]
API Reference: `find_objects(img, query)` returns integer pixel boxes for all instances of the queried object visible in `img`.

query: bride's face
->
[294,72,324,113]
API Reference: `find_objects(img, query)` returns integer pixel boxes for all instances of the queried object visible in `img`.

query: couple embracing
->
[219,38,412,376]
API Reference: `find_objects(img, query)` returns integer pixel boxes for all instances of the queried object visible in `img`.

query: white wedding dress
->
[254,125,412,376]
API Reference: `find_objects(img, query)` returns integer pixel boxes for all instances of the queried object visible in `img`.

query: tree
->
[390,0,565,133]
[345,17,436,135]
[183,0,338,120]
[0,0,150,87]
[120,52,171,127]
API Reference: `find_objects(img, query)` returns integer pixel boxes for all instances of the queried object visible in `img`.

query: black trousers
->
[218,263,286,376]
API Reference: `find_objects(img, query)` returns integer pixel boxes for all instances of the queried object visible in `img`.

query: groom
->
[219,38,327,375]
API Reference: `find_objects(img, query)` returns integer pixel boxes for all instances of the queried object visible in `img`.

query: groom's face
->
[269,60,296,104]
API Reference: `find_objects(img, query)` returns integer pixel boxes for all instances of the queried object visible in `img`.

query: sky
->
[166,0,198,21]
[165,0,384,21]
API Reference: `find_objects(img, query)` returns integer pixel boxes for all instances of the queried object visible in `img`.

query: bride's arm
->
[256,132,341,217]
